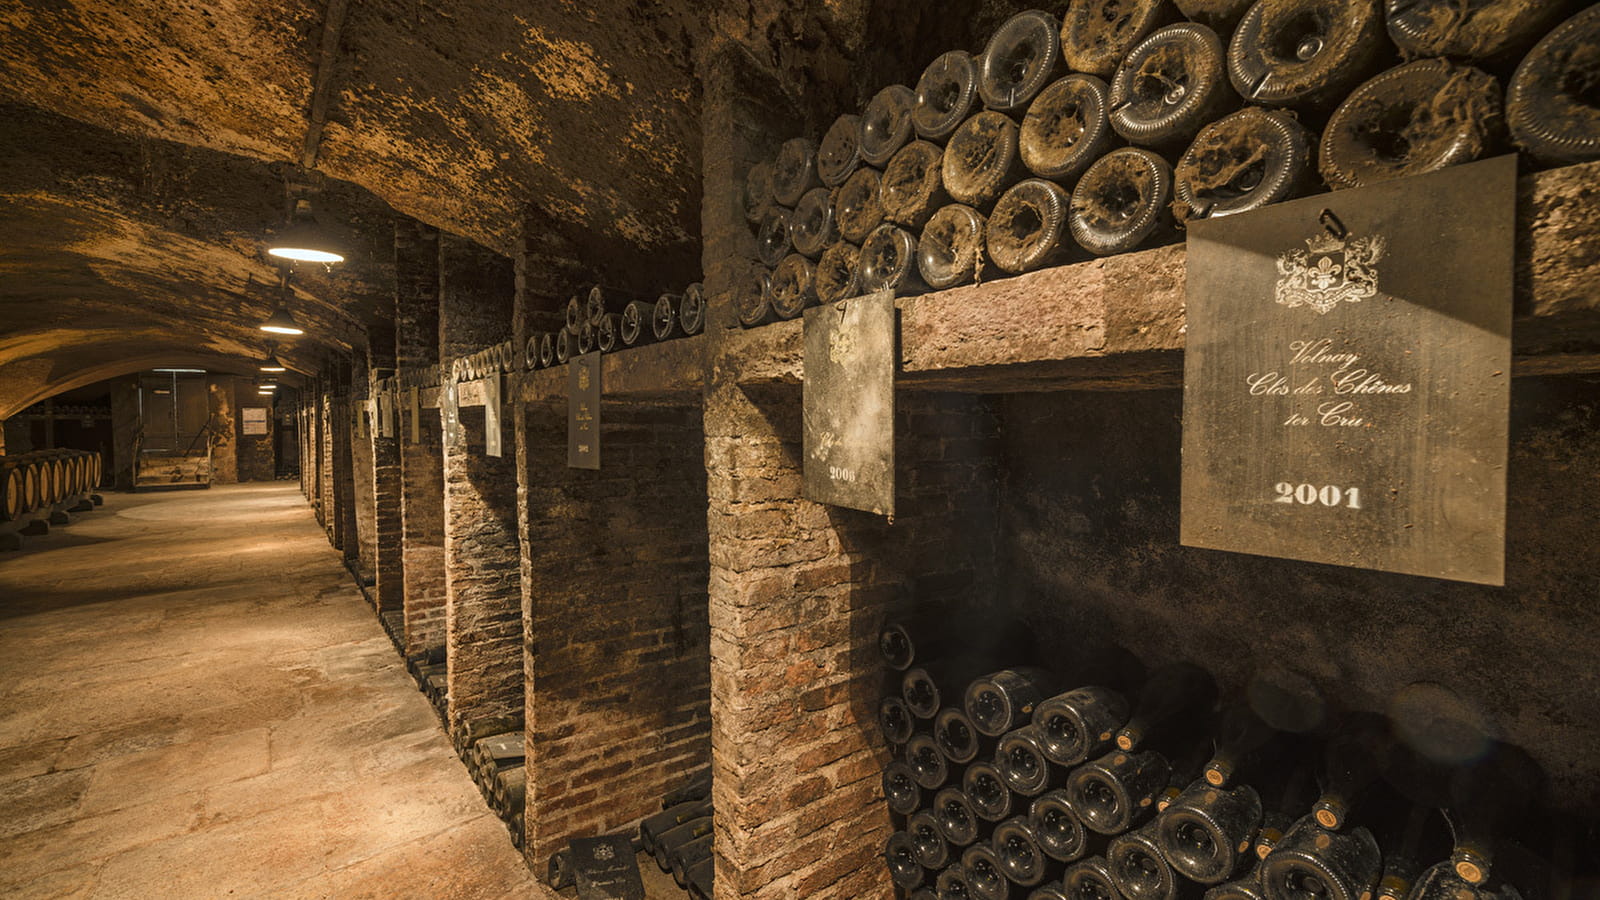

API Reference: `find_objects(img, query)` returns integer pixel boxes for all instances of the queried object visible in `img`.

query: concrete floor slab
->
[0,483,548,899]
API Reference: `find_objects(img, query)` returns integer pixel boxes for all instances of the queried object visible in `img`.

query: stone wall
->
[233,383,275,482]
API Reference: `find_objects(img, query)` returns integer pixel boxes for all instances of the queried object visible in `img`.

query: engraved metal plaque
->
[568,352,601,469]
[803,289,895,517]
[484,375,502,458]
[408,386,420,444]
[378,391,394,439]
[442,379,460,447]
[569,835,644,900]
[1181,156,1515,585]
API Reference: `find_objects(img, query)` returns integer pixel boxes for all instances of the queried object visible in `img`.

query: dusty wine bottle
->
[678,284,705,336]
[1033,886,1072,900]
[1033,686,1131,769]
[654,816,712,869]
[1068,147,1175,258]
[744,160,774,225]
[910,808,954,869]
[886,759,926,816]
[1066,748,1173,835]
[1200,869,1265,900]
[555,327,575,365]
[996,725,1061,797]
[1404,863,1524,900]
[903,658,978,719]
[565,294,584,331]
[595,314,620,353]
[539,331,556,368]
[886,831,926,890]
[967,668,1059,737]
[1257,818,1381,900]
[966,761,1016,823]
[769,254,817,320]
[771,137,822,206]
[619,299,657,348]
[987,178,1074,274]
[756,207,792,268]
[857,223,928,296]
[1063,855,1125,900]
[641,799,714,852]
[1176,0,1253,29]
[914,50,981,143]
[1371,803,1452,900]
[578,319,596,354]
[1174,107,1314,222]
[1441,743,1543,886]
[1204,705,1290,789]
[1030,789,1089,863]
[670,834,712,887]
[1227,0,1387,111]
[1155,781,1264,885]
[860,84,918,167]
[935,785,985,847]
[979,10,1064,112]
[1308,713,1386,831]
[963,842,1013,900]
[734,268,775,329]
[936,706,993,765]
[817,113,863,188]
[994,816,1052,888]
[1062,0,1173,78]
[650,293,679,343]
[1384,0,1570,64]
[789,187,838,258]
[836,166,886,244]
[1109,818,1193,900]
[1506,7,1600,166]
[815,241,863,305]
[1116,663,1218,754]
[918,203,989,290]
[937,863,976,900]
[908,732,952,790]
[1020,74,1115,184]
[880,695,916,744]
[1318,59,1504,190]
[1109,23,1235,149]
[883,141,953,231]
[944,111,1030,210]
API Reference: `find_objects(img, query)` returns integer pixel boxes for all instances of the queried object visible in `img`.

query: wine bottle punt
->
[756,207,792,268]
[936,785,985,846]
[1506,7,1600,166]
[1066,748,1173,835]
[1020,74,1115,184]
[987,178,1074,274]
[772,137,822,206]
[678,284,705,336]
[881,695,917,744]
[858,223,928,296]
[909,732,952,790]
[789,187,838,258]
[887,831,927,890]
[915,50,982,142]
[1030,789,1090,863]
[979,10,1064,112]
[967,668,1060,737]
[966,761,1017,823]
[524,334,542,370]
[595,313,620,353]
[944,111,1030,210]
[1257,817,1381,900]
[1174,107,1314,222]
[818,113,864,188]
[1109,819,1192,900]
[734,268,776,329]
[881,617,966,671]
[860,84,918,167]
[886,759,926,816]
[937,706,992,765]
[918,203,989,290]
[1384,0,1571,65]
[539,331,556,368]
[565,294,584,331]
[578,319,597,354]
[911,808,955,868]
[997,725,1062,797]
[994,816,1052,887]
[1155,781,1265,885]
[1318,59,1504,190]
[744,160,774,225]
[650,294,679,342]
[1227,0,1387,111]
[1033,686,1131,769]
[963,841,1014,900]
[880,140,950,228]
[769,253,817,320]
[1064,855,1126,900]
[939,863,978,900]
[1062,0,1174,78]
[1109,23,1235,150]
[619,299,656,347]
[815,241,863,305]
[1068,147,1175,258]
[836,166,886,244]
[555,327,575,365]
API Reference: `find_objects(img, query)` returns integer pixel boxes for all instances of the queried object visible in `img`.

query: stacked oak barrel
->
[528,282,707,371]
[1,449,103,525]
[737,0,1600,327]
[875,616,1577,900]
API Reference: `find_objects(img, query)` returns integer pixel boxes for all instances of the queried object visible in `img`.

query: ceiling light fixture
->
[267,197,345,264]
[259,353,287,373]
[153,367,206,374]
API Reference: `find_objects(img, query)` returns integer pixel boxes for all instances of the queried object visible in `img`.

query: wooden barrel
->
[90,453,102,489]
[44,457,64,506]
[64,455,81,495]
[20,460,41,512]
[0,462,23,521]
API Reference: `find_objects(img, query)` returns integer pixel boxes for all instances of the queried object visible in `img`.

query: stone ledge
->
[518,333,706,403]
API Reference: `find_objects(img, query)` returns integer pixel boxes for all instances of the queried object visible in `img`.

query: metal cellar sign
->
[803,289,895,517]
[484,373,502,458]
[568,351,601,469]
[408,386,420,444]
[1180,155,1515,585]
[568,835,644,900]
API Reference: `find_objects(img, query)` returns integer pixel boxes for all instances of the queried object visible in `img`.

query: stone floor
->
[0,483,549,899]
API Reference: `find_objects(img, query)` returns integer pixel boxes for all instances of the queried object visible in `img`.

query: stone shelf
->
[419,333,706,408]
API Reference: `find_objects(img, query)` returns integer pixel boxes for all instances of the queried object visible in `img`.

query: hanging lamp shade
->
[267,199,345,263]
[259,303,305,335]
[259,353,287,373]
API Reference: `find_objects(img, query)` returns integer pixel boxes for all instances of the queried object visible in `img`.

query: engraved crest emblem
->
[1275,231,1386,314]
[592,843,615,861]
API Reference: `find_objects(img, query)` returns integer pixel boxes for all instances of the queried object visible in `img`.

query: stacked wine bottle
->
[738,1,1600,328]
[525,282,707,371]
[875,618,1560,900]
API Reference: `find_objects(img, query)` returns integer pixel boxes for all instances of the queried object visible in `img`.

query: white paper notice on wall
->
[242,407,268,436]
[484,375,502,458]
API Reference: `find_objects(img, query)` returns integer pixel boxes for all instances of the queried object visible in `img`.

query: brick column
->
[396,221,448,653]
[439,233,522,736]
[320,391,335,534]
[349,359,378,581]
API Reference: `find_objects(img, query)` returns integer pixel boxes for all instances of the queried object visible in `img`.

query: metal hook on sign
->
[1319,208,1348,240]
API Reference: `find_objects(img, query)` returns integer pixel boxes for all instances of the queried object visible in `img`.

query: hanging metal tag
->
[569,835,644,900]
[1180,155,1515,585]
[484,374,503,458]
[408,386,420,444]
[568,352,601,469]
[442,378,461,448]
[803,289,895,517]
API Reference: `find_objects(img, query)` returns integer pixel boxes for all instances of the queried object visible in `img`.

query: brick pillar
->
[439,233,522,736]
[397,221,448,653]
[320,391,335,534]
[370,384,403,617]
[349,359,378,581]
[109,376,139,490]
